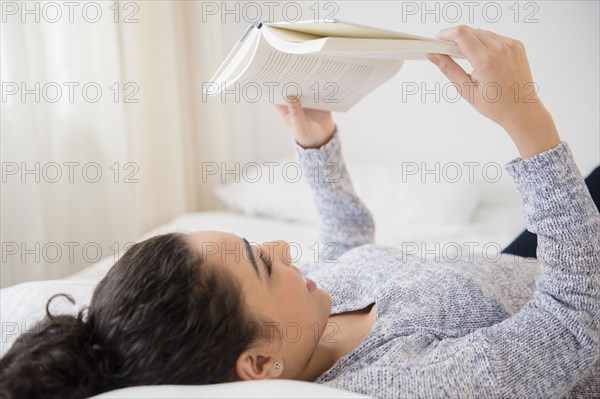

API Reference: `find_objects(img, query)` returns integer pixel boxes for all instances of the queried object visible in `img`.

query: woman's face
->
[186,230,332,380]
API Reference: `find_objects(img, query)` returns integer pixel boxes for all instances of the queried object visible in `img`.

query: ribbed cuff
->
[504,141,578,188]
[291,127,341,163]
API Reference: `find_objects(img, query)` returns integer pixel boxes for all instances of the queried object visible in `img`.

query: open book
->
[203,20,464,112]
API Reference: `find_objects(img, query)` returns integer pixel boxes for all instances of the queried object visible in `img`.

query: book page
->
[263,26,464,59]
[317,37,465,59]
[206,25,260,86]
[266,27,322,42]
[226,31,404,112]
[265,19,432,41]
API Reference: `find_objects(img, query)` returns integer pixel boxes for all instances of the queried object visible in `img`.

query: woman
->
[1,26,598,398]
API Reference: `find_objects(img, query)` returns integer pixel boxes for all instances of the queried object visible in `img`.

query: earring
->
[273,361,284,374]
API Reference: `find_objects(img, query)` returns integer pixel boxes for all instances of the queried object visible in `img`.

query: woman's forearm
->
[505,140,600,316]
[292,129,375,263]
[503,105,561,159]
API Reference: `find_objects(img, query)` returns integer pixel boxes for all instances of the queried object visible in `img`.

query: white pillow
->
[92,380,371,398]
[0,280,372,398]
[214,158,482,227]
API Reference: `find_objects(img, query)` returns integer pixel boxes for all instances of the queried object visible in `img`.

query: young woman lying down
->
[1,25,598,399]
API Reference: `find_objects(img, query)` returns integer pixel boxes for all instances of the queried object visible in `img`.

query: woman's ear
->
[235,348,279,381]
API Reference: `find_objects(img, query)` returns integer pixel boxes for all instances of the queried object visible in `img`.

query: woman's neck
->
[296,341,338,382]
[296,303,377,382]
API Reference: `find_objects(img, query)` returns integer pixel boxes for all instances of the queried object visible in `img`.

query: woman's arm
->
[273,100,375,263]
[426,26,599,396]
[326,26,600,398]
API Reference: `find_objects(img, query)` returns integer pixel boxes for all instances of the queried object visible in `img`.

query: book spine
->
[240,20,273,41]
[240,22,258,42]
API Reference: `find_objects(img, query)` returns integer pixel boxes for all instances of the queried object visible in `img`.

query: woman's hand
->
[273,96,336,149]
[427,25,561,159]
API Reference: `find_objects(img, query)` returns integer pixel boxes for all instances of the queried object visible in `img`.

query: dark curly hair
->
[0,232,273,398]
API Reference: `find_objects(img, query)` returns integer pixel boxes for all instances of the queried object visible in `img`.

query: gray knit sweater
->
[291,130,600,399]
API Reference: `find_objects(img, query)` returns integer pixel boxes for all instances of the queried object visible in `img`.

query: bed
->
[0,157,526,398]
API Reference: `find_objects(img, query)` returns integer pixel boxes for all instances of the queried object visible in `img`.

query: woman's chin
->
[316,289,333,313]
[313,286,330,299]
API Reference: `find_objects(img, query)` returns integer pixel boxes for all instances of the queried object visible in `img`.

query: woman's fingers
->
[272,104,292,131]
[429,25,560,158]
[273,97,336,149]
[435,25,487,60]
[285,97,303,120]
[427,54,475,103]
[274,97,309,136]
[470,28,498,47]
[273,103,288,114]
[284,97,308,134]
[273,98,306,131]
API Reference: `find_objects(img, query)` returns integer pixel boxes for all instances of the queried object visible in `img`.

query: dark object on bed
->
[502,165,600,258]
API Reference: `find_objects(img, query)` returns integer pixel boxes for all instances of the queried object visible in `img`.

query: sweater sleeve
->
[323,141,600,398]
[464,141,600,397]
[291,128,375,264]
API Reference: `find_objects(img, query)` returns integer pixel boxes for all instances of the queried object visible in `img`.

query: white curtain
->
[1,1,233,288]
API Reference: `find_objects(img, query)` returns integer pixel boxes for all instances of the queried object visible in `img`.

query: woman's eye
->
[259,250,273,276]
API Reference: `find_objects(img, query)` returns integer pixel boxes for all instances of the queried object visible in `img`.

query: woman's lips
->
[305,276,317,292]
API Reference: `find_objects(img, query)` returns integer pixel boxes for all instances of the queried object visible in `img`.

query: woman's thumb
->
[285,96,303,124]
[427,54,470,85]
[427,54,474,102]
